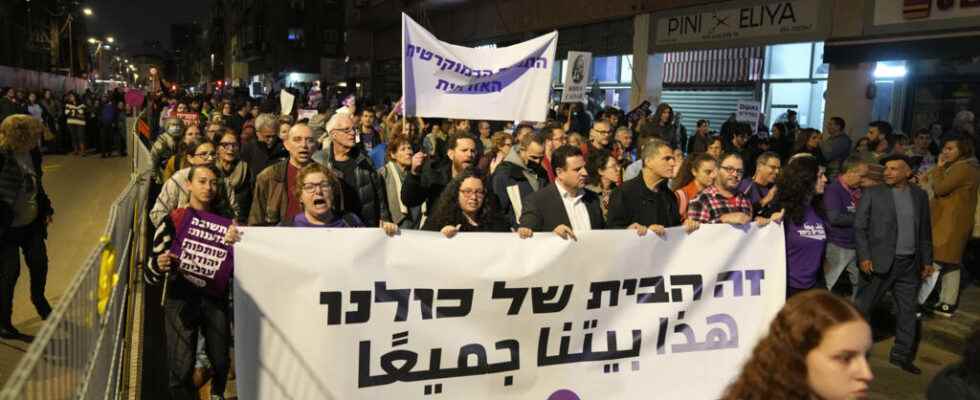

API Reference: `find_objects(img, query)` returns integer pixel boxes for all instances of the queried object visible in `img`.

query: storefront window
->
[812,42,829,78]
[592,56,619,84]
[552,60,564,85]
[765,43,813,80]
[620,55,633,84]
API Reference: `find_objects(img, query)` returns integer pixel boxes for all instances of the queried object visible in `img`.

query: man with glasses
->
[491,134,548,227]
[313,114,396,233]
[737,151,781,215]
[687,153,755,224]
[585,120,612,156]
[249,124,317,226]
[542,126,567,181]
[823,156,869,299]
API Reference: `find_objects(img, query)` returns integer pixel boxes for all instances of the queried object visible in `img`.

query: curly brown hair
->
[720,290,865,400]
[0,114,45,152]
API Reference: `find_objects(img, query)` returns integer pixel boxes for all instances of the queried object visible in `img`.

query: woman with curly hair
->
[421,169,509,238]
[721,289,873,400]
[771,154,828,297]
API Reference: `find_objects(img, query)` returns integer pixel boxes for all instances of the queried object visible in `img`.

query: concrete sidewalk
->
[0,154,132,384]
[868,283,979,399]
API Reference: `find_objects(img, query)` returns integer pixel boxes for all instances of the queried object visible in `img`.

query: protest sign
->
[297,109,317,121]
[402,13,557,122]
[736,100,761,134]
[233,225,786,399]
[175,112,200,128]
[561,51,592,104]
[169,209,234,298]
[281,89,296,116]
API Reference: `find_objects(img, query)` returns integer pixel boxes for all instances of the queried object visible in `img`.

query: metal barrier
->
[0,135,154,399]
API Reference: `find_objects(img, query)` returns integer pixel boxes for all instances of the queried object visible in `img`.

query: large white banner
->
[233,225,786,399]
[560,51,592,104]
[402,14,557,122]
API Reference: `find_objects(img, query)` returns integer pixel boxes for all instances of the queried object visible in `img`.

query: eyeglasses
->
[720,166,744,176]
[302,182,332,193]
[218,142,239,149]
[459,189,486,198]
[193,152,216,159]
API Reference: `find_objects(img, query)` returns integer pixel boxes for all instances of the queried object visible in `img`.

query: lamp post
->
[55,5,94,78]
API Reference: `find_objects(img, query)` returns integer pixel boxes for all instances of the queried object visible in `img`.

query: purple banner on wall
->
[170,209,234,298]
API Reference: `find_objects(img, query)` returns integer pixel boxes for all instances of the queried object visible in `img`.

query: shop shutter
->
[661,90,755,132]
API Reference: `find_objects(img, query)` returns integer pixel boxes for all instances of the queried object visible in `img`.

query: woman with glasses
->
[151,138,240,227]
[215,129,252,224]
[421,169,510,238]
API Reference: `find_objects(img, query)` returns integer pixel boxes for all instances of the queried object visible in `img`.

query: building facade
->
[0,0,91,77]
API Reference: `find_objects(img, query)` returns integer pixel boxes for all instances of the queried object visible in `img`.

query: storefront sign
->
[560,51,592,104]
[875,0,980,25]
[654,0,821,47]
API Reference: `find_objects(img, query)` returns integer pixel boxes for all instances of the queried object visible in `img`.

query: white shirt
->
[556,183,592,232]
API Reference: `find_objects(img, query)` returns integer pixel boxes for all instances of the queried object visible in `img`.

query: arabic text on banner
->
[232,225,786,399]
[401,13,557,122]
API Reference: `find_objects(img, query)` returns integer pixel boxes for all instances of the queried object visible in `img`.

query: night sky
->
[86,0,210,53]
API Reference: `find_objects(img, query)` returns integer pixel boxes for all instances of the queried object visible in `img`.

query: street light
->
[82,7,93,16]
[106,36,115,43]
[88,37,97,44]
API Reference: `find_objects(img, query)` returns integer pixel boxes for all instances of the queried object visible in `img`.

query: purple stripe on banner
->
[404,27,417,116]
[452,36,555,96]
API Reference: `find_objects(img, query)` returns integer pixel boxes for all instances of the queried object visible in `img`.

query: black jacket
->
[606,176,680,229]
[401,159,452,212]
[927,364,980,400]
[855,184,933,274]
[315,144,390,227]
[519,183,605,232]
[421,209,511,233]
[0,97,25,123]
[0,148,54,236]
[240,138,285,182]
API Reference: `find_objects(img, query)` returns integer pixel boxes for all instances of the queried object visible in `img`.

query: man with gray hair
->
[608,139,699,235]
[241,113,285,181]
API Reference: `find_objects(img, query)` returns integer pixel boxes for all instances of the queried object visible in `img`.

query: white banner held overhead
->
[401,13,557,122]
[560,51,592,104]
[233,226,786,399]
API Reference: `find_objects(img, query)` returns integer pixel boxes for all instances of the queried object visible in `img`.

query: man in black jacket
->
[240,113,285,182]
[401,132,478,217]
[0,88,25,123]
[313,113,395,231]
[608,140,699,236]
[491,134,547,227]
[518,145,604,240]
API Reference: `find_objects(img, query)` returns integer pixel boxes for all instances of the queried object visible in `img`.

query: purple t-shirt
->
[785,206,827,289]
[292,212,363,228]
[737,179,771,207]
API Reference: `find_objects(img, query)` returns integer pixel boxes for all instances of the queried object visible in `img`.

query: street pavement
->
[0,154,132,384]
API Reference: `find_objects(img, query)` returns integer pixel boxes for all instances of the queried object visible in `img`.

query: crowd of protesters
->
[1,76,979,398]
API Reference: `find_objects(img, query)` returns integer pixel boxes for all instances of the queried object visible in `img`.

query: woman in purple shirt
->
[771,154,829,298]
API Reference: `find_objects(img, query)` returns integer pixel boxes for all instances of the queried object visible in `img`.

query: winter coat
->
[248,159,291,226]
[929,157,980,264]
[313,143,390,227]
[491,148,547,227]
[149,129,181,184]
[0,148,53,237]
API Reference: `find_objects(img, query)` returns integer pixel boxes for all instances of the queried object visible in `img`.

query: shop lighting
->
[873,63,907,79]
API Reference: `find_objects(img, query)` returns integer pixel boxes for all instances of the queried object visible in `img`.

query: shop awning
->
[663,47,764,86]
[824,30,980,64]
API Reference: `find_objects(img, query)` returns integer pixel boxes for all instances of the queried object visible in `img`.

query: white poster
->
[655,0,821,46]
[280,89,295,116]
[561,51,592,104]
[402,13,557,122]
[736,100,762,134]
[233,225,786,399]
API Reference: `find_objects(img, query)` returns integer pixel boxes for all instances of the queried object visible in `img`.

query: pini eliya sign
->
[655,0,821,47]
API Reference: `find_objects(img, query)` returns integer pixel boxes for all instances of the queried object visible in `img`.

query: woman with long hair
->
[771,155,828,297]
[794,128,826,165]
[770,122,792,160]
[477,131,513,175]
[671,153,718,220]
[721,290,873,400]
[927,137,980,317]
[64,92,87,156]
[421,169,509,237]
[585,149,620,221]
